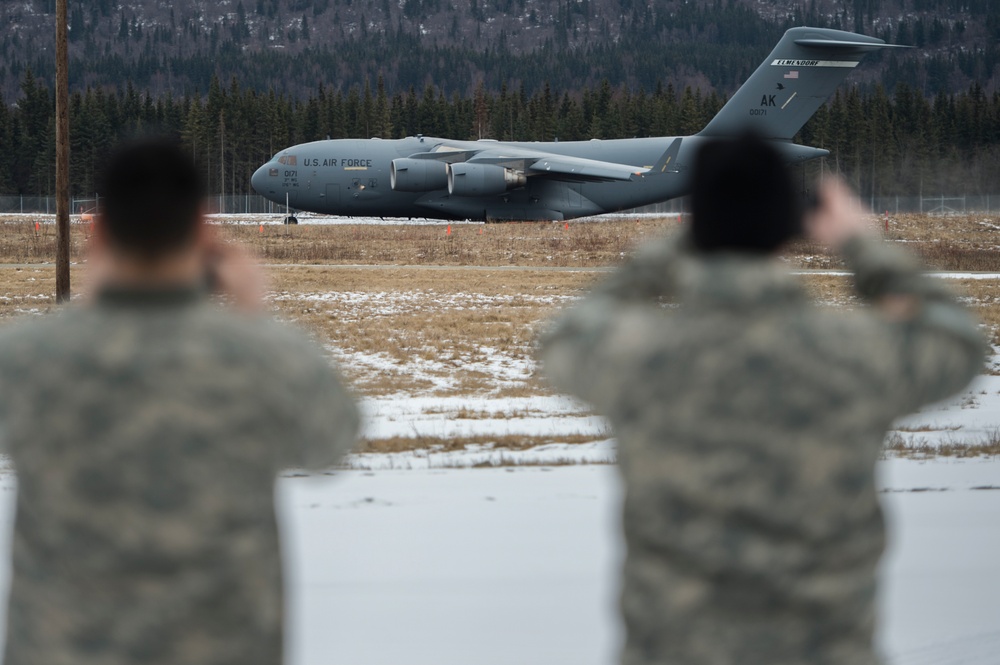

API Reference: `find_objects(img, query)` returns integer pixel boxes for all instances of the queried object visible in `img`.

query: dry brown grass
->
[0,265,61,317]
[940,278,1000,347]
[5,211,1000,270]
[2,212,1000,399]
[797,273,856,305]
[883,430,1000,459]
[0,220,92,263]
[2,212,1000,459]
[210,212,1000,272]
[357,432,607,454]
[214,217,677,267]
[895,424,963,432]
[265,265,597,396]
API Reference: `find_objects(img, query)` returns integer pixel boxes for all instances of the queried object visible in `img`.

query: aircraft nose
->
[251,164,270,194]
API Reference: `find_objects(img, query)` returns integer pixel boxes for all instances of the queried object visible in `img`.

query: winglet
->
[649,138,682,174]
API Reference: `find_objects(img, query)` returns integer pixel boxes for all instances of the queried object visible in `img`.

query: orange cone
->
[34,221,39,232]
[564,222,569,230]
[259,224,264,234]
[447,224,452,236]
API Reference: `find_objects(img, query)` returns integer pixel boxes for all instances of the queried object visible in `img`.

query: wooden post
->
[55,0,70,303]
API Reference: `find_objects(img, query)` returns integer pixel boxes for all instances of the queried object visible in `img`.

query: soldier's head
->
[690,131,802,255]
[97,138,206,261]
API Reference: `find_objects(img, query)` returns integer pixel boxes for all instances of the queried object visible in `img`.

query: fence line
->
[1,194,999,217]
[0,195,284,216]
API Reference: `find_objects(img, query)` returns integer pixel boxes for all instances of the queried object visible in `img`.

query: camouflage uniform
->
[540,233,983,665]
[0,286,359,665]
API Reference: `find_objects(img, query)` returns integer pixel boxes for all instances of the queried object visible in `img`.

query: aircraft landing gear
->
[283,192,298,225]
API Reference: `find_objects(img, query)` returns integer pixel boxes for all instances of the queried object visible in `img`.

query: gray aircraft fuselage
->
[253,136,687,221]
[250,135,821,221]
[251,27,901,222]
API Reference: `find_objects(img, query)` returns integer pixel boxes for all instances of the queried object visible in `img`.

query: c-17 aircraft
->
[251,27,902,222]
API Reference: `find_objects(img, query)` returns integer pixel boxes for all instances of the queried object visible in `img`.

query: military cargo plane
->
[251,27,902,222]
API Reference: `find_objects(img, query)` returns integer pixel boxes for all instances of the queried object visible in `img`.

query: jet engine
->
[390,158,449,192]
[447,163,527,197]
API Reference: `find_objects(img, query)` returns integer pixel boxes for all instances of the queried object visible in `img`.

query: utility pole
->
[219,111,225,215]
[55,0,70,302]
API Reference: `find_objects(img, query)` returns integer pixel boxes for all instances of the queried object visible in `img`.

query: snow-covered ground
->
[342,375,1000,469]
[0,458,994,664]
[267,370,1000,664]
[271,460,1000,665]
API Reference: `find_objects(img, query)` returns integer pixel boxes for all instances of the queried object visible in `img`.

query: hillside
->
[2,0,999,100]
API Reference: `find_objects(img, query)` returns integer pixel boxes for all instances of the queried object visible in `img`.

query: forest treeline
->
[4,1,1000,100]
[1,71,998,201]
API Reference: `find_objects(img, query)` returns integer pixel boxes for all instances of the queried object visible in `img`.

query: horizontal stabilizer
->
[794,38,912,51]
[770,141,830,164]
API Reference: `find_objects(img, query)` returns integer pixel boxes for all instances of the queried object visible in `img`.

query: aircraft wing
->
[519,153,644,181]
[405,146,482,163]
[405,144,646,182]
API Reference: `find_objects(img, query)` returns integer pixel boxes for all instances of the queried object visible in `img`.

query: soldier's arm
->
[810,179,985,408]
[302,365,360,470]
[539,232,685,406]
[843,234,985,408]
[292,349,361,471]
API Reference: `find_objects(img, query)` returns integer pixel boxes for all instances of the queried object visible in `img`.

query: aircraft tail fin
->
[698,27,907,140]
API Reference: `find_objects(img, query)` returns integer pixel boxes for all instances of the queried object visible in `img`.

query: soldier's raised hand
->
[806,177,869,249]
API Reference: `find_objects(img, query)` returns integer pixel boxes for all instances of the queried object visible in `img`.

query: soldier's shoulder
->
[197,308,332,370]
[0,307,81,354]
[211,309,319,349]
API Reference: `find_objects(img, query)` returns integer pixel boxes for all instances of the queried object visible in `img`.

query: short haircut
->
[690,132,802,254]
[97,138,205,259]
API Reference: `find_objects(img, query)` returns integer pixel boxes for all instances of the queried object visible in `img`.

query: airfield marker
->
[259,224,264,234]
[447,225,452,236]
[34,222,39,233]
[564,222,569,230]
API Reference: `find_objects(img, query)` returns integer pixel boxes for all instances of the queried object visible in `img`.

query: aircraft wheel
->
[284,215,298,225]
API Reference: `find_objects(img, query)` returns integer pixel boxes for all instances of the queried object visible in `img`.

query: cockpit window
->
[277,155,297,166]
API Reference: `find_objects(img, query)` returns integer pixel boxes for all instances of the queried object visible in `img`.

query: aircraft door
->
[324,183,340,209]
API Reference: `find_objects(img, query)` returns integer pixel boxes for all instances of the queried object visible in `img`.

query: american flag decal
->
[784,71,799,79]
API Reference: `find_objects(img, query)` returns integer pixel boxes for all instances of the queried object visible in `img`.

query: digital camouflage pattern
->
[0,287,359,665]
[540,233,984,665]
